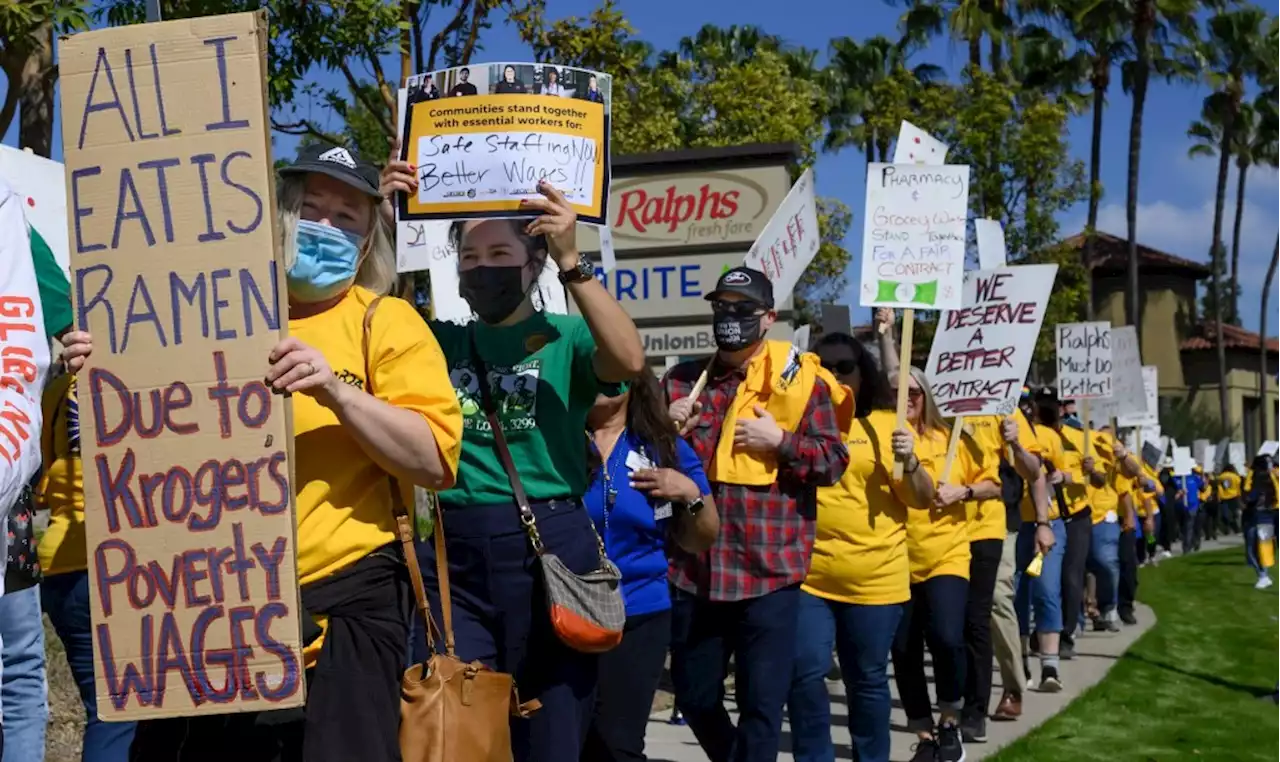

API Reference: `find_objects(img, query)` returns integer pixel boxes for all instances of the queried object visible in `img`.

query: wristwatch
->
[558,252,595,284]
[964,486,974,501]
[684,497,705,516]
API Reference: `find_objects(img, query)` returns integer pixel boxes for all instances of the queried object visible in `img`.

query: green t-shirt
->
[432,312,599,506]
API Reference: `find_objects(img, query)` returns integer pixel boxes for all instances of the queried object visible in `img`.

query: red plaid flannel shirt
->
[663,358,849,602]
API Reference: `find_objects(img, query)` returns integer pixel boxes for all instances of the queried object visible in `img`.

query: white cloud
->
[1064,186,1278,331]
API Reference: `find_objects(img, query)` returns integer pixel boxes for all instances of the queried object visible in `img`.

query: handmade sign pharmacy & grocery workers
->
[399,62,611,224]
[59,11,303,721]
[1056,321,1113,400]
[925,264,1057,416]
[859,162,969,310]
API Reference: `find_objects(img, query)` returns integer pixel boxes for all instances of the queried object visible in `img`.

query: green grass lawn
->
[991,547,1279,761]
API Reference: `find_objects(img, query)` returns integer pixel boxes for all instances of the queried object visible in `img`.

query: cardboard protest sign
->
[1229,441,1247,470]
[1173,446,1195,476]
[1200,444,1217,473]
[1192,439,1210,467]
[743,167,819,304]
[1261,441,1280,459]
[59,12,303,720]
[1088,326,1145,426]
[925,264,1057,416]
[1056,322,1113,400]
[0,147,71,275]
[398,63,611,224]
[859,163,969,310]
[792,324,811,352]
[1118,365,1159,428]
[893,121,948,165]
[974,218,1006,270]
[1141,441,1164,470]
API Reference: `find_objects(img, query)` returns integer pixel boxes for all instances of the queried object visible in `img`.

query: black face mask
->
[459,265,528,324]
[712,313,763,351]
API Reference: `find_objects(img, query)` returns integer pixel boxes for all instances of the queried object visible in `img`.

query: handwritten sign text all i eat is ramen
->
[859,163,969,311]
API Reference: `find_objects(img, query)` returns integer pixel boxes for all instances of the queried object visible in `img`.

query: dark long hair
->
[813,332,892,417]
[448,219,548,270]
[587,372,679,477]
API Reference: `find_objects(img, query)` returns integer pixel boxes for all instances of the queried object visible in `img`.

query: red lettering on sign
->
[614,184,744,233]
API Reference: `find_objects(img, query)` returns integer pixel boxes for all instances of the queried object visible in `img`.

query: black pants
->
[893,575,968,726]
[963,539,1002,722]
[1061,509,1092,639]
[1118,529,1139,617]
[129,549,411,762]
[1223,498,1241,533]
[1158,506,1178,552]
[1203,501,1219,540]
[583,609,673,762]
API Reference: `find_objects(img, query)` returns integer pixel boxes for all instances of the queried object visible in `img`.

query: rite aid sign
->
[578,164,793,252]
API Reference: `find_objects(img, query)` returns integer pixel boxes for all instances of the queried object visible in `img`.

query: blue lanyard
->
[597,430,627,545]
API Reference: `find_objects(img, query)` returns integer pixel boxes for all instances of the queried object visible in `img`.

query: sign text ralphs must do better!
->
[1056,322,1114,400]
[59,12,303,721]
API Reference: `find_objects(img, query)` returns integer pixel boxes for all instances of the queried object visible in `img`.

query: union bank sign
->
[578,162,792,253]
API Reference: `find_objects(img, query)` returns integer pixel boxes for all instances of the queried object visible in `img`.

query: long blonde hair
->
[908,365,949,436]
[276,173,397,296]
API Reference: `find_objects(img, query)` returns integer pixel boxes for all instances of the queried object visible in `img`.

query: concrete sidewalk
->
[644,536,1244,762]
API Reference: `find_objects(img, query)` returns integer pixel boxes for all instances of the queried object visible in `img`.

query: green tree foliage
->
[0,0,89,154]
[514,2,847,318]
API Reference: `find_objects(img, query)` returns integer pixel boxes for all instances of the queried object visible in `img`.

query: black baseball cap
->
[1034,386,1059,404]
[279,143,381,198]
[705,266,774,309]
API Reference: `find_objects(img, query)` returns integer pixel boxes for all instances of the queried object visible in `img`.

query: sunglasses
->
[820,358,859,375]
[890,386,924,400]
[710,299,764,317]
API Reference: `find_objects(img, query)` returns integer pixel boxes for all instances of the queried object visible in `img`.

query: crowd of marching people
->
[1,142,1278,762]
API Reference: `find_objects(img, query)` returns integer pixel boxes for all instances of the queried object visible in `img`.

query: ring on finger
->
[302,361,315,376]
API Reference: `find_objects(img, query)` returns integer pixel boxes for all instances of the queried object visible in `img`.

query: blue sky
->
[11,0,1277,333]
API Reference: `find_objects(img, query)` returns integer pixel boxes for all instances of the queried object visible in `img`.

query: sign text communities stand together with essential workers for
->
[59,11,304,721]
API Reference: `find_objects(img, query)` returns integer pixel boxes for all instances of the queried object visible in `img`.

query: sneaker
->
[1096,615,1120,633]
[668,707,686,726]
[1256,575,1274,590]
[826,662,842,681]
[1158,550,1173,560]
[960,715,988,743]
[936,721,966,762]
[1120,609,1138,625]
[1039,665,1063,693]
[1059,638,1076,660]
[909,737,939,762]
[992,691,1022,721]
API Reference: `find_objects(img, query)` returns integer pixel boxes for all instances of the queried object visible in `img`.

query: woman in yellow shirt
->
[59,144,463,761]
[1081,430,1140,632]
[889,368,997,760]
[1219,464,1243,534]
[788,336,935,762]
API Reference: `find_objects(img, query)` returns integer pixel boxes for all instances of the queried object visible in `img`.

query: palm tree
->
[824,34,944,164]
[1262,238,1278,440]
[1198,6,1269,429]
[893,0,1000,71]
[1118,0,1200,356]
[1187,96,1280,324]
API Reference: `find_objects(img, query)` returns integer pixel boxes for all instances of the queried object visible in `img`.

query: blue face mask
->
[287,219,362,302]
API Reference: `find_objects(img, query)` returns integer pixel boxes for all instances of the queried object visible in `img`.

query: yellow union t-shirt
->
[804,409,913,606]
[964,415,1039,542]
[1020,420,1064,522]
[1219,472,1242,500]
[290,287,463,587]
[906,423,983,584]
[37,374,88,576]
[1087,432,1120,524]
[1054,426,1091,518]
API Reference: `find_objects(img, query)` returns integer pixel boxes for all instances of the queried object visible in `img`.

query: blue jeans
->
[787,591,903,762]
[0,586,46,762]
[671,584,800,762]
[1087,522,1122,616]
[1015,519,1067,635]
[42,572,137,762]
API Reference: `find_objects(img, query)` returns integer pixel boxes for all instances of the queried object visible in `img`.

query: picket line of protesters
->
[1,142,1278,762]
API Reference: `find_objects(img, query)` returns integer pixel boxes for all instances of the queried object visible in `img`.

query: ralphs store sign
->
[578,162,792,253]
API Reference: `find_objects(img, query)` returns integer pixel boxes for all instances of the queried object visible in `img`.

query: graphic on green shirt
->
[431,313,599,506]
